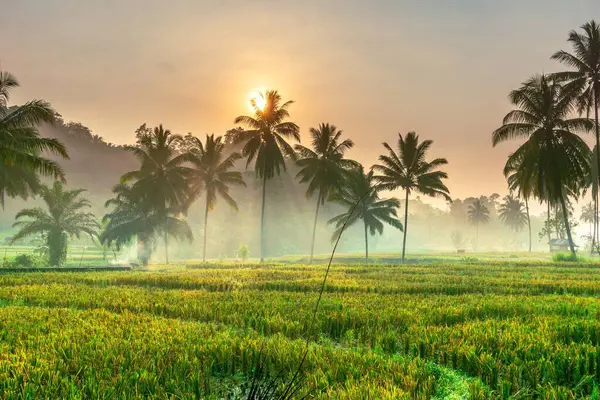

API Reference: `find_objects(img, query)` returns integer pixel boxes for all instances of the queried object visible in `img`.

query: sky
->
[2,0,600,202]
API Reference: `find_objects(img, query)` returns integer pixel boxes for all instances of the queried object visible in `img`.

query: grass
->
[0,260,598,397]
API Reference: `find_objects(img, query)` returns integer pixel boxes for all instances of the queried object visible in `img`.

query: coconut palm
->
[467,199,489,250]
[121,125,192,264]
[101,183,192,266]
[493,74,592,256]
[328,165,403,263]
[581,202,595,238]
[373,132,450,263]
[295,123,356,263]
[0,71,68,207]
[498,195,528,234]
[552,20,600,251]
[10,181,99,266]
[505,154,536,252]
[186,134,245,262]
[232,90,300,262]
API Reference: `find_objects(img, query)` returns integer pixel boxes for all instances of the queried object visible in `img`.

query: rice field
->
[0,261,599,398]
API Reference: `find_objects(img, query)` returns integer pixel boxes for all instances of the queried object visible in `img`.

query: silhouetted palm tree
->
[101,183,192,266]
[0,71,68,207]
[11,181,98,266]
[122,125,192,264]
[505,154,536,252]
[233,90,300,262]
[187,134,245,262]
[493,74,592,256]
[373,132,450,263]
[581,202,595,238]
[467,199,489,250]
[552,20,600,253]
[295,123,356,263]
[498,195,527,234]
[328,165,402,263]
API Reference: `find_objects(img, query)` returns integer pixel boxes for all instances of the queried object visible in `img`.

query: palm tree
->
[581,202,595,239]
[373,132,450,263]
[467,199,489,250]
[233,90,300,262]
[121,125,192,264]
[552,20,600,252]
[295,123,356,263]
[10,181,98,266]
[328,165,403,263]
[0,71,68,207]
[186,134,245,262]
[498,195,528,234]
[101,183,192,266]
[493,74,592,256]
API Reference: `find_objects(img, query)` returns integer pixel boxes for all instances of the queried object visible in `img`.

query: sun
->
[248,89,267,111]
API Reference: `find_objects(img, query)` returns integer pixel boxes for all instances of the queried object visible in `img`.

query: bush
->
[5,254,46,268]
[552,252,585,262]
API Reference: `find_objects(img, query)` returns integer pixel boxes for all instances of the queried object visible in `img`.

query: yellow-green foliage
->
[0,262,598,397]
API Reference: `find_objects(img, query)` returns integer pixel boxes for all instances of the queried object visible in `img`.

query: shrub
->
[552,253,586,262]
[8,254,46,268]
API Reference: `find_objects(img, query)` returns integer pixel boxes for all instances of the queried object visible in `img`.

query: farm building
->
[548,238,578,253]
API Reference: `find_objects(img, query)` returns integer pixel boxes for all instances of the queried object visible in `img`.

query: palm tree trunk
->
[164,229,169,264]
[401,189,409,264]
[594,86,600,255]
[475,222,479,251]
[559,193,576,257]
[547,202,552,251]
[309,192,322,264]
[525,196,531,252]
[593,192,598,254]
[202,195,209,263]
[260,174,267,263]
[364,219,369,264]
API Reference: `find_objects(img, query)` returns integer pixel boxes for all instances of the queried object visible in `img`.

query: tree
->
[450,230,467,252]
[101,183,192,266]
[0,71,68,207]
[232,90,300,262]
[328,165,403,263]
[121,125,192,264]
[581,202,595,238]
[373,132,450,263]
[186,134,245,262]
[552,20,600,252]
[498,195,528,234]
[492,74,592,256]
[504,152,537,252]
[467,199,489,250]
[10,181,98,266]
[295,123,356,263]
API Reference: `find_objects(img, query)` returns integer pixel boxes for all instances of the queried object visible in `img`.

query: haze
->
[2,0,600,199]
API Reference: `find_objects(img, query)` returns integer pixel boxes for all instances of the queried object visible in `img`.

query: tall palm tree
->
[0,71,68,207]
[101,183,192,266]
[498,195,528,234]
[373,132,450,263]
[467,199,489,250]
[328,165,403,263]
[233,90,300,262]
[581,202,595,239]
[552,20,600,252]
[10,181,99,266]
[295,123,356,263]
[122,125,192,264]
[505,155,536,252]
[186,134,245,262]
[493,74,592,256]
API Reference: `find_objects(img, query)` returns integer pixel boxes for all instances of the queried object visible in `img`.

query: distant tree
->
[10,182,99,266]
[295,123,356,263]
[581,202,595,238]
[373,132,450,263]
[186,134,245,262]
[238,243,249,266]
[552,20,600,252]
[232,90,300,262]
[467,199,490,250]
[101,183,192,266]
[493,74,592,256]
[498,195,528,234]
[0,71,68,208]
[121,125,192,264]
[450,230,467,252]
[328,165,403,263]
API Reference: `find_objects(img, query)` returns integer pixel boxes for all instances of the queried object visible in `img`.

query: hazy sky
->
[2,0,600,201]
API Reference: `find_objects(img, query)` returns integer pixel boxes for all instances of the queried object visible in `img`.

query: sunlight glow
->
[248,89,267,111]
